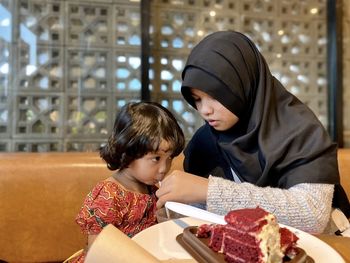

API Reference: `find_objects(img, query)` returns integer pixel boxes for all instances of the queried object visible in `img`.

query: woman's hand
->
[156,170,208,208]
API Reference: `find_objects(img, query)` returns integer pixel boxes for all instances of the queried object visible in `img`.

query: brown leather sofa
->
[0,152,184,263]
[0,150,348,263]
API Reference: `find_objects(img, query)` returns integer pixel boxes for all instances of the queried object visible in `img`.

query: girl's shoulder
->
[91,180,156,198]
[89,180,126,199]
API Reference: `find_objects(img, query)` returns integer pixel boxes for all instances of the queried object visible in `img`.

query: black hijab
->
[181,31,340,189]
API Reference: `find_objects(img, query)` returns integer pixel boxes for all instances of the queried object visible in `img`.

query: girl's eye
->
[152,156,161,162]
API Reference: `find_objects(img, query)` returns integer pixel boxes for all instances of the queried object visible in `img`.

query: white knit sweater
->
[206,175,334,234]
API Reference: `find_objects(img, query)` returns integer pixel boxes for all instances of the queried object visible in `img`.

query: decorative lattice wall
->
[0,0,143,151]
[0,0,345,152]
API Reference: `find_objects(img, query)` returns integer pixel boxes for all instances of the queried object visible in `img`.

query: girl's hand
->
[156,170,208,208]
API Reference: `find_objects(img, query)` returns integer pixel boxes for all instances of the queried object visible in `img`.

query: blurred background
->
[0,0,349,152]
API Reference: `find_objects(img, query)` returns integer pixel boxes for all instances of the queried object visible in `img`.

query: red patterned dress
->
[71,180,158,262]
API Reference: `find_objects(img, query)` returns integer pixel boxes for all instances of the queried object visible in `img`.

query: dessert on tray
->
[176,207,314,263]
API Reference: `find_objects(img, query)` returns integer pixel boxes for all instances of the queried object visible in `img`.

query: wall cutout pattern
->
[0,0,344,151]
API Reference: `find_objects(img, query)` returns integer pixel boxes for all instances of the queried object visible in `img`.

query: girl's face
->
[190,88,239,131]
[126,140,173,186]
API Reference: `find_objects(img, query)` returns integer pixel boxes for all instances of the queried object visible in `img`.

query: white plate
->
[132,217,345,262]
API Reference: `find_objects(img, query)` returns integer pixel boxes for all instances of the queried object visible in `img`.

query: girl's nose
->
[157,160,170,180]
[158,167,166,178]
[157,174,165,183]
[156,171,166,183]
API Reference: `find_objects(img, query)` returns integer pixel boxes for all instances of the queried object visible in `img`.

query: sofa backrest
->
[0,149,348,262]
[0,152,111,262]
[0,152,184,263]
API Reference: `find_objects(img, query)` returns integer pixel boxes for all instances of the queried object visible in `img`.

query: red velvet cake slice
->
[196,207,292,263]
[222,207,283,263]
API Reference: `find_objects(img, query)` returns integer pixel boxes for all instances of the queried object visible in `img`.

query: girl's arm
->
[207,176,334,234]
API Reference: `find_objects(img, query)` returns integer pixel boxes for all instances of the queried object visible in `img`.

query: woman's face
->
[190,88,239,131]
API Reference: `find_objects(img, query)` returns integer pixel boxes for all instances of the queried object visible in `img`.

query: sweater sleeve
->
[206,176,334,234]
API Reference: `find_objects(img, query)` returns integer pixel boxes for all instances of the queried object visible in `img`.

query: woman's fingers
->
[156,170,209,208]
[156,177,172,207]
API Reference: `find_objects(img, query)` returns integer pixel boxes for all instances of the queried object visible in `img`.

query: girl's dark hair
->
[100,102,185,170]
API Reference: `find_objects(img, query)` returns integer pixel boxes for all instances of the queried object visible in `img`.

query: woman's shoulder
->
[192,123,212,137]
[186,124,219,155]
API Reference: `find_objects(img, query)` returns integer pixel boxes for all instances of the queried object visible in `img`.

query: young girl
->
[156,30,350,234]
[72,102,185,262]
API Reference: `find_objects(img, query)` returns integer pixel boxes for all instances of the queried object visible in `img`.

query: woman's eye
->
[193,96,200,102]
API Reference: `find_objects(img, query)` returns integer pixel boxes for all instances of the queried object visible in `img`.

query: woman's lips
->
[208,120,218,126]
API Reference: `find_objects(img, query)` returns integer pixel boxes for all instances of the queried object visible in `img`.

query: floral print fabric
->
[71,181,158,262]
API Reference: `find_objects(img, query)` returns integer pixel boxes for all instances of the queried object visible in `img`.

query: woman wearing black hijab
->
[156,31,350,234]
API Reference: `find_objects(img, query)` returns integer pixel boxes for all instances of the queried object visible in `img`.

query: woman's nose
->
[199,101,213,116]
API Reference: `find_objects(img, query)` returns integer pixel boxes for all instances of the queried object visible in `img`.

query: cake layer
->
[224,207,271,232]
